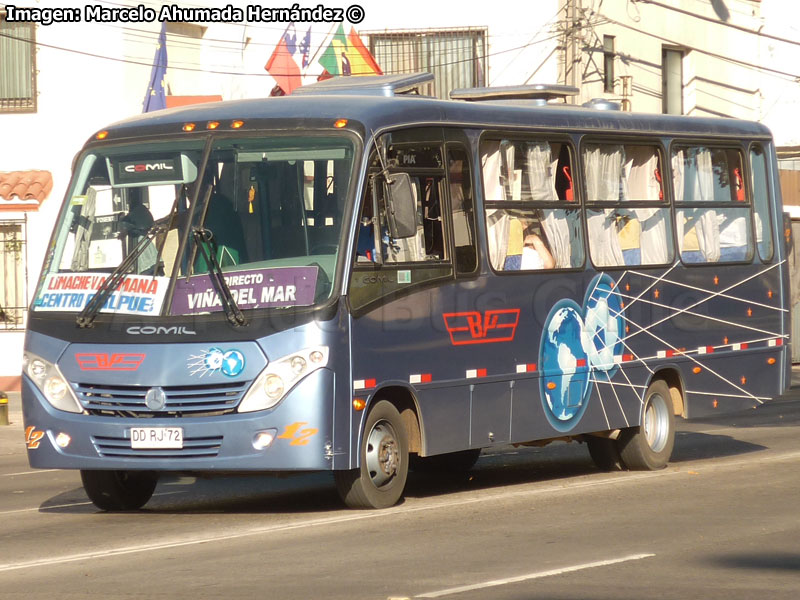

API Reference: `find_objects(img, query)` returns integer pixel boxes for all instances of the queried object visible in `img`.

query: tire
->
[335,400,409,509]
[410,448,481,473]
[586,436,625,471]
[80,470,158,511]
[617,379,675,470]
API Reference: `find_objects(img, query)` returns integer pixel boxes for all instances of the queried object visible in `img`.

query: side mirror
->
[385,173,417,239]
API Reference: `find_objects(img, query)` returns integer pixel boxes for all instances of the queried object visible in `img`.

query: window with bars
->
[1,10,37,113]
[365,28,487,100]
[0,219,27,330]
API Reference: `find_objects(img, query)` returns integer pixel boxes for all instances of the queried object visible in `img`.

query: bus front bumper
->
[21,369,338,472]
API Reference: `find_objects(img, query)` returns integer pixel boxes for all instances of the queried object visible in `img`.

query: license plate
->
[130,427,183,449]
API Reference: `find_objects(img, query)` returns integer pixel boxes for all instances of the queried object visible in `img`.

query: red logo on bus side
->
[442,309,521,345]
[75,353,146,371]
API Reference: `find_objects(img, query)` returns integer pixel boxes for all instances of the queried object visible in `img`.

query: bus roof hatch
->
[449,84,579,104]
[292,73,435,97]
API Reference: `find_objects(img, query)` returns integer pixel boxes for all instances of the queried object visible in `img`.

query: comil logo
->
[123,162,174,173]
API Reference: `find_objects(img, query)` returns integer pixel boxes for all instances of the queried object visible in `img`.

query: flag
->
[318,25,382,77]
[347,28,382,76]
[318,24,348,76]
[299,27,311,68]
[142,22,167,112]
[265,26,303,95]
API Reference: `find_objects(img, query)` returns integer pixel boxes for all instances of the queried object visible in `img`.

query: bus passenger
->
[522,232,555,269]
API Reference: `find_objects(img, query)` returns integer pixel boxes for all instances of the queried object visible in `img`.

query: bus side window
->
[481,138,582,271]
[447,146,477,274]
[673,146,753,264]
[750,145,774,262]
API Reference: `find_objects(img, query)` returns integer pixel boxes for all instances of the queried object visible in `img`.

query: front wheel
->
[335,400,409,509]
[80,470,158,511]
[617,379,675,470]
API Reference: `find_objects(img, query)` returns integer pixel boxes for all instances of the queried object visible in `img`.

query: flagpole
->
[305,22,337,75]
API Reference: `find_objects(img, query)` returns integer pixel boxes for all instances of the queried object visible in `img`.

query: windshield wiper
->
[191,227,247,327]
[75,222,165,328]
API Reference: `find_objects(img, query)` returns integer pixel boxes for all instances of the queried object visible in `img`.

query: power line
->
[634,0,800,49]
[593,13,800,82]
[0,27,563,78]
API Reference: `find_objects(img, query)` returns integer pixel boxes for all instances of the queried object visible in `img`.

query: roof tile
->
[0,170,53,211]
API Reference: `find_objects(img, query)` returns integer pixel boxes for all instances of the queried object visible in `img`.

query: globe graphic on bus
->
[221,350,245,377]
[539,300,592,432]
[583,273,625,376]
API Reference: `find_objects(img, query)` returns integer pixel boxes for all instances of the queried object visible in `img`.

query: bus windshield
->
[33,134,355,318]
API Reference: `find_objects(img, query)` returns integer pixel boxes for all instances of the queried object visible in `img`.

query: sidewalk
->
[2,391,22,429]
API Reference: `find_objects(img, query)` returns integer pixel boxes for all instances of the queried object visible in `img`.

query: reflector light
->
[767,357,776,365]
[740,376,747,385]
[96,130,109,140]
[547,382,557,390]
[182,123,196,132]
[207,121,220,130]
[231,120,245,129]
[352,398,366,411]
[693,367,702,374]
[334,119,348,128]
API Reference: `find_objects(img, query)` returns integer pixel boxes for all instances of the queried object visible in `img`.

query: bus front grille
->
[91,434,224,459]
[74,381,250,417]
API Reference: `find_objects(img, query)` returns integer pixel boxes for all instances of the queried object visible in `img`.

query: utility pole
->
[564,0,582,104]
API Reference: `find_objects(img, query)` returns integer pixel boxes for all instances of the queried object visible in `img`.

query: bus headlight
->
[22,352,83,414]
[238,346,329,413]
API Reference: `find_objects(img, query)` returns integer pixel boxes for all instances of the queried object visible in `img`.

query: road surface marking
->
[415,553,656,598]
[1,469,60,477]
[0,450,799,573]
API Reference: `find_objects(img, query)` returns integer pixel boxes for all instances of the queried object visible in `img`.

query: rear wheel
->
[335,400,409,509]
[617,379,675,470]
[80,470,158,511]
[410,448,481,473]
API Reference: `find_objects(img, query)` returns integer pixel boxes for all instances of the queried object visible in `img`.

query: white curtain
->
[624,147,669,264]
[691,148,720,262]
[584,145,624,267]
[482,141,509,269]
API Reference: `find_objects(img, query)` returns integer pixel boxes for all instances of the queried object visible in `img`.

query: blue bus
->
[22,74,790,510]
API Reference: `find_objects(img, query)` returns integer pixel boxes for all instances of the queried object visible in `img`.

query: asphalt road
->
[1,380,800,600]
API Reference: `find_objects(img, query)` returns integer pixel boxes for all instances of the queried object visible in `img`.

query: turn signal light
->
[207,121,220,130]
[96,130,109,140]
[353,398,366,411]
[182,123,196,132]
[231,120,245,129]
[334,119,348,128]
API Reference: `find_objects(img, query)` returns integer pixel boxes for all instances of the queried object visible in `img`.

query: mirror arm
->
[370,175,384,266]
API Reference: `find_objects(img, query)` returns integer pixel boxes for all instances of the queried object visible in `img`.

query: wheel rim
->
[365,419,400,488]
[643,393,670,452]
